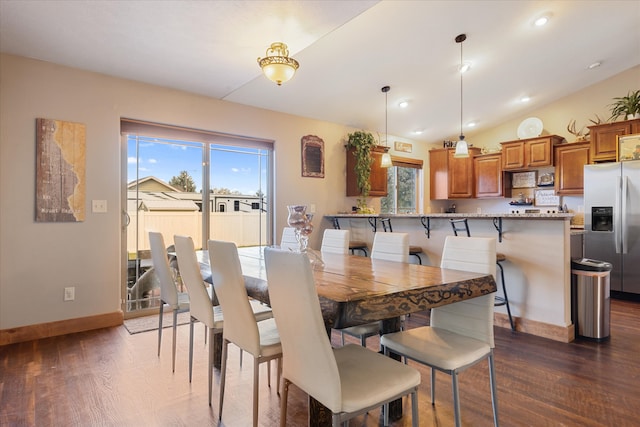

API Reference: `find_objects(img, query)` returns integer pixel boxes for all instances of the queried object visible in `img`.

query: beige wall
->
[1,52,638,331]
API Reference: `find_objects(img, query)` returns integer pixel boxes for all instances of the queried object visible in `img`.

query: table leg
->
[381,317,403,422]
[213,332,223,369]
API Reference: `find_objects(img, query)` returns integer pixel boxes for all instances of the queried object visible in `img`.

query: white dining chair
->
[380,236,499,427]
[149,231,189,373]
[208,239,282,427]
[280,227,299,251]
[340,232,410,347]
[173,235,273,406]
[264,247,420,427]
[320,229,350,254]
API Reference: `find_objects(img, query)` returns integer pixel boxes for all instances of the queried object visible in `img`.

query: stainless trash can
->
[571,258,612,341]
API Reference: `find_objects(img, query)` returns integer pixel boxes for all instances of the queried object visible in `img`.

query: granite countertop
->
[328,212,574,219]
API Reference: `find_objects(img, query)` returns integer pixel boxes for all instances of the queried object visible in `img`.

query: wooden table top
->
[201,248,497,330]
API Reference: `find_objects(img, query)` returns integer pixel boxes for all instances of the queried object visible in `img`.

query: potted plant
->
[608,90,640,121]
[346,130,377,212]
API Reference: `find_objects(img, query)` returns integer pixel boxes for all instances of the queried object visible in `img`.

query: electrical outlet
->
[64,287,75,301]
[92,200,107,213]
[310,204,316,213]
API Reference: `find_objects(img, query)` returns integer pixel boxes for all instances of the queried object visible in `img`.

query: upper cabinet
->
[554,142,590,195]
[430,147,481,199]
[346,145,388,197]
[588,118,640,163]
[501,135,564,170]
[474,152,508,198]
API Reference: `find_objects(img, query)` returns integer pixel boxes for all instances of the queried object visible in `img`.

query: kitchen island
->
[324,212,576,342]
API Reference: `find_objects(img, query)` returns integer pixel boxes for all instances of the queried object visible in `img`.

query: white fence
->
[128,211,268,253]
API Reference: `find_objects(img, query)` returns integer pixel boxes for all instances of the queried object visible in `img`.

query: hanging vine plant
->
[346,130,377,199]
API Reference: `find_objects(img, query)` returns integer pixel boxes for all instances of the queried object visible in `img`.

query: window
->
[381,156,423,214]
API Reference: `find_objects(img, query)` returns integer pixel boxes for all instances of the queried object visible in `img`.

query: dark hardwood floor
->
[1,299,639,426]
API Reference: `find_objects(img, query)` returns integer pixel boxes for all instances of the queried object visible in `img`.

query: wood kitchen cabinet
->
[501,135,564,170]
[474,152,508,198]
[554,142,590,195]
[430,147,481,199]
[587,118,640,162]
[346,145,388,197]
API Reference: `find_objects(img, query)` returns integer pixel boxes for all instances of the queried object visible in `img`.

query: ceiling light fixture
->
[587,61,602,70]
[257,42,299,86]
[520,95,531,103]
[399,100,409,108]
[454,34,470,158]
[380,85,393,168]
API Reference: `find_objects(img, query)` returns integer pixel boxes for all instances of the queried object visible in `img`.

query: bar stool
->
[379,218,423,264]
[450,218,515,331]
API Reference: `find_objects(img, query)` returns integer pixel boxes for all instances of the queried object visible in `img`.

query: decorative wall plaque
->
[35,118,86,222]
[301,134,324,178]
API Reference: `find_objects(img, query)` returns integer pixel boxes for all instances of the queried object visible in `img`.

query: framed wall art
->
[301,134,324,178]
[35,118,86,222]
[617,133,640,161]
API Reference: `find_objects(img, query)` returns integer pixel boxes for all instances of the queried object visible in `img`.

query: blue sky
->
[127,136,268,195]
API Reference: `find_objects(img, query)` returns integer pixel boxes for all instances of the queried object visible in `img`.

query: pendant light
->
[453,34,470,158]
[380,85,393,168]
[257,42,299,86]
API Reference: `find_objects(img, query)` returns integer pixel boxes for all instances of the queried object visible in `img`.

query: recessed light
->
[466,121,477,128]
[412,129,424,135]
[520,96,531,103]
[459,61,471,74]
[399,101,409,108]
[587,61,602,70]
[534,15,549,27]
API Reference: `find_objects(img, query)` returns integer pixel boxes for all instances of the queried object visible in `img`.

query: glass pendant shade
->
[258,42,299,86]
[453,136,469,158]
[380,151,392,167]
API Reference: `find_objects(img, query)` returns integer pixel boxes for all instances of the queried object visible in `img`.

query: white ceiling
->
[1,1,639,143]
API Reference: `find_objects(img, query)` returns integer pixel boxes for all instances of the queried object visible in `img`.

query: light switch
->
[92,200,107,213]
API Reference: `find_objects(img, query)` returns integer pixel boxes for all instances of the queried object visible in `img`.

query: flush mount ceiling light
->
[380,85,393,168]
[257,42,299,86]
[454,34,470,158]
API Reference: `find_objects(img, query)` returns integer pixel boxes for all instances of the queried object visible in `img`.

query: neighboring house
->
[127,176,265,213]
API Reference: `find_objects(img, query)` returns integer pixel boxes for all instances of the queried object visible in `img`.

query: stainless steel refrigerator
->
[584,160,640,294]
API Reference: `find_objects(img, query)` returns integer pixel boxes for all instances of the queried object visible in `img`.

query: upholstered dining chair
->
[320,229,350,254]
[280,227,299,251]
[264,248,420,427]
[208,240,282,427]
[173,235,273,406]
[149,231,189,373]
[380,236,499,427]
[450,218,515,331]
[340,232,410,346]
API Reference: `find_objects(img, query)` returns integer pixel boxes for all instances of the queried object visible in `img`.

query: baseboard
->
[495,312,574,343]
[0,311,123,346]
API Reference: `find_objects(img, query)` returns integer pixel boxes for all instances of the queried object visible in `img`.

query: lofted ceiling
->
[1,1,639,144]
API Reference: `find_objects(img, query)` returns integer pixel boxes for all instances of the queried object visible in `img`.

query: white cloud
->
[127,157,137,164]
[148,158,157,164]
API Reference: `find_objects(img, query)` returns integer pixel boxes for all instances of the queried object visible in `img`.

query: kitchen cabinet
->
[430,147,481,199]
[346,145,388,197]
[474,152,508,198]
[501,135,564,170]
[555,142,590,195]
[587,118,640,163]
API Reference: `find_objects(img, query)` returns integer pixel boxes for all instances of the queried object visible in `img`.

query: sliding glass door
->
[122,121,273,316]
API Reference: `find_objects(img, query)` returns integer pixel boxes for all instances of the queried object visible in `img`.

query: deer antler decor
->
[589,114,603,125]
[567,119,588,141]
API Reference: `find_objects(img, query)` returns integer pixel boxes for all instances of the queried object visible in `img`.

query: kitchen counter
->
[328,212,573,219]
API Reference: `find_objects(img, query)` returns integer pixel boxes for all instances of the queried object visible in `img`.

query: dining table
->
[196,246,497,426]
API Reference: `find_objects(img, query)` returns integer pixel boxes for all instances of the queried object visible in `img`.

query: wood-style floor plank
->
[1,299,639,426]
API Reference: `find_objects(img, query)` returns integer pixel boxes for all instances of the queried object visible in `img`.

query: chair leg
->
[157,302,164,357]
[411,388,419,427]
[452,371,461,427]
[497,261,515,331]
[280,379,290,427]
[277,357,282,396]
[489,353,499,426]
[171,309,178,373]
[253,358,260,427]
[189,319,194,383]
[219,339,228,419]
[267,358,271,387]
[341,331,345,346]
[430,368,436,404]
[208,328,215,406]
